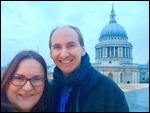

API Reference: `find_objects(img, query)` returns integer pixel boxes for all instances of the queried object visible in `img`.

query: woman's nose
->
[22,80,33,90]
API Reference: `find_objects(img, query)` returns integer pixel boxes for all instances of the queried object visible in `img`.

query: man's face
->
[50,27,85,76]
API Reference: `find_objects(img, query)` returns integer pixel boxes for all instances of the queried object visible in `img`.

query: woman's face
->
[6,58,45,112]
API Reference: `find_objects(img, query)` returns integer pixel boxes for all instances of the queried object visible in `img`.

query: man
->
[49,25,129,112]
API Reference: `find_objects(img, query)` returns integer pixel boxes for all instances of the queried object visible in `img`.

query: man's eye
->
[53,46,61,50]
[68,44,75,48]
[54,46,60,49]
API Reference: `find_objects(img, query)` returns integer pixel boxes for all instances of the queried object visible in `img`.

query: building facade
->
[92,5,149,84]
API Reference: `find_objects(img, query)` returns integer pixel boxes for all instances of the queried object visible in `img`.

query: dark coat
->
[50,53,129,112]
[79,68,129,112]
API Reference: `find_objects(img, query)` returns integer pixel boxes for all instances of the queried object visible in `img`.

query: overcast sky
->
[1,1,149,67]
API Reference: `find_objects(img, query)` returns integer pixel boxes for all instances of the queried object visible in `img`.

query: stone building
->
[92,5,149,84]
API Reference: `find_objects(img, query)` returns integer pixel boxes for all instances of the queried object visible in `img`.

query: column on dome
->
[123,47,125,57]
[96,48,99,58]
[129,48,130,58]
[106,47,108,57]
[126,47,128,57]
[115,46,118,57]
[107,47,109,57]
[128,47,130,58]
[103,47,107,57]
[128,47,130,57]
[114,47,115,57]
[110,47,111,57]
[128,47,129,57]
[118,47,123,57]
[130,48,132,58]
[111,47,114,57]
[118,47,120,57]
[101,48,103,58]
[124,47,126,57]
[107,47,110,57]
[99,48,101,58]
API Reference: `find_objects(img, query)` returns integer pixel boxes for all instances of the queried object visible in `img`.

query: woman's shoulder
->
[1,106,10,112]
[1,105,18,112]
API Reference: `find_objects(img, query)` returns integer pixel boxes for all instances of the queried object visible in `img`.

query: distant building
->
[47,63,55,80]
[92,5,149,84]
[1,66,6,76]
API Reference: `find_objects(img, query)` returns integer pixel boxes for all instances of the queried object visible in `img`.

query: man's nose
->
[60,48,69,58]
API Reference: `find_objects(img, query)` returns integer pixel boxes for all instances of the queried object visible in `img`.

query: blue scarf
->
[50,53,92,112]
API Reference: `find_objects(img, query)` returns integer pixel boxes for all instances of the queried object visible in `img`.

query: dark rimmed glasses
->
[10,76,45,87]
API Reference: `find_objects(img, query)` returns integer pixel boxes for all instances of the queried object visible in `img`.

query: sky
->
[1,1,149,67]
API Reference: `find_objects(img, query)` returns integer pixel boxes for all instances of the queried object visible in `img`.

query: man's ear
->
[50,51,52,59]
[82,46,86,56]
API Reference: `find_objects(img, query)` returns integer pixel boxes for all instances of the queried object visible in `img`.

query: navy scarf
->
[50,53,92,112]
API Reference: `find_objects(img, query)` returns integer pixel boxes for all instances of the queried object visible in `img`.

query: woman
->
[1,50,51,112]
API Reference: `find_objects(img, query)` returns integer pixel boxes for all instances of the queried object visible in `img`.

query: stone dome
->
[99,5,127,39]
[100,23,127,38]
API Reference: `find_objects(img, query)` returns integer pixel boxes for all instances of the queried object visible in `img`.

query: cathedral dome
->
[99,5,127,39]
[100,23,127,38]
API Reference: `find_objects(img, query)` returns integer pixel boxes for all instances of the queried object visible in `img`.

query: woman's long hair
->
[1,50,51,112]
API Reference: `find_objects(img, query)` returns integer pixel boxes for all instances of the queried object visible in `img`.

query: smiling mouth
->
[19,94,33,98]
[60,59,73,64]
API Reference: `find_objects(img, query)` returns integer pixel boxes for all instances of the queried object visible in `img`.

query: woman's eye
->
[32,78,42,81]
[14,76,24,81]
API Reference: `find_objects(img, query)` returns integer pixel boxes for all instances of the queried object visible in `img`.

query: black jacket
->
[50,53,129,112]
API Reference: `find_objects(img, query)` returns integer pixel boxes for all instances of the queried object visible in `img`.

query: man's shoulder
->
[90,67,112,82]
[90,67,122,90]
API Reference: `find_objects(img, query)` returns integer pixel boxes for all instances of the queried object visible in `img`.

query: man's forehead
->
[53,26,77,36]
[51,28,78,42]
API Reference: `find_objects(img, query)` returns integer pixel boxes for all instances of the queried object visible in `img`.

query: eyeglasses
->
[10,76,45,87]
